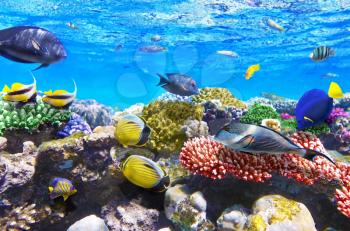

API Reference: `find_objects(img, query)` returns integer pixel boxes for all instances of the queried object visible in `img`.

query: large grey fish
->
[0,26,67,71]
[157,73,199,96]
[213,122,335,164]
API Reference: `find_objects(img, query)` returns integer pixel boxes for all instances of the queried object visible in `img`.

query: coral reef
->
[280,112,295,120]
[192,88,247,109]
[57,113,92,138]
[261,118,281,132]
[70,99,114,128]
[216,204,248,231]
[272,100,297,115]
[179,132,350,218]
[67,215,109,231]
[181,119,209,139]
[141,100,203,153]
[113,103,144,124]
[240,103,280,125]
[335,93,350,110]
[157,92,193,103]
[326,108,349,124]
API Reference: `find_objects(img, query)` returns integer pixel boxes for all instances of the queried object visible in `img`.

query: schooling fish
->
[2,76,37,103]
[48,177,77,201]
[213,122,335,164]
[295,82,343,130]
[115,114,151,148]
[266,18,284,32]
[0,26,67,71]
[157,73,199,96]
[42,80,77,108]
[310,46,335,62]
[245,64,260,80]
[119,155,170,192]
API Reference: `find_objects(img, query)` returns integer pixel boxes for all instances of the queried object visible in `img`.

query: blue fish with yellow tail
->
[119,155,170,192]
[295,82,343,130]
[42,80,77,108]
[48,177,77,201]
[2,75,37,103]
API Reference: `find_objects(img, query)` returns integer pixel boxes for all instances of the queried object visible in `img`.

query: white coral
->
[113,103,144,124]
[182,119,209,138]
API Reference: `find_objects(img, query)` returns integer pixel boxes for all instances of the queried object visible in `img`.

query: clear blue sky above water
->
[0,0,349,109]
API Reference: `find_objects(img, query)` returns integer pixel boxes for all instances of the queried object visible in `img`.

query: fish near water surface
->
[157,73,199,96]
[42,80,77,108]
[0,26,67,71]
[213,122,336,164]
[2,75,37,103]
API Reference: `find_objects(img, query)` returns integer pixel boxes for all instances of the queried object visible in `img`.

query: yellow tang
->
[115,114,151,148]
[245,64,260,80]
[119,155,170,192]
[2,75,37,103]
[328,81,343,99]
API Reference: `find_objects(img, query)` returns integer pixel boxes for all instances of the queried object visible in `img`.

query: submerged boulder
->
[67,215,109,231]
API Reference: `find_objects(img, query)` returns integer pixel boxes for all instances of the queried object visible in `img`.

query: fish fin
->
[2,85,10,93]
[48,186,54,193]
[151,175,170,192]
[63,195,69,201]
[207,118,232,136]
[304,149,336,165]
[303,116,314,123]
[32,63,49,71]
[53,89,69,95]
[237,135,255,148]
[44,90,53,95]
[72,189,77,194]
[136,125,151,146]
[255,124,300,147]
[254,64,260,71]
[156,73,170,86]
[328,82,343,99]
[11,83,24,91]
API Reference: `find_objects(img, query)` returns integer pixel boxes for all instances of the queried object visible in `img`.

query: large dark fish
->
[213,122,335,164]
[0,26,67,71]
[157,73,199,96]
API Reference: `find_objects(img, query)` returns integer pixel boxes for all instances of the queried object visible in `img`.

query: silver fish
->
[213,122,335,164]
[310,46,335,62]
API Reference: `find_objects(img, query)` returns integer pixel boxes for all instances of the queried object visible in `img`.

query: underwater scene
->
[1,0,350,230]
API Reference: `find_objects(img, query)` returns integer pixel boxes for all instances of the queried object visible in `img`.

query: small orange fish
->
[245,64,260,80]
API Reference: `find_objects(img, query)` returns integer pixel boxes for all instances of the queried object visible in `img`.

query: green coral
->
[269,196,301,224]
[0,100,71,135]
[281,119,330,135]
[248,214,267,231]
[142,100,203,153]
[192,88,247,109]
[241,103,280,125]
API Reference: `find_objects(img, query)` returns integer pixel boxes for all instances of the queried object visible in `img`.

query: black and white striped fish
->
[310,46,335,62]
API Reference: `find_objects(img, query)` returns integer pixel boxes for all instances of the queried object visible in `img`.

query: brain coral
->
[240,103,280,125]
[142,100,203,153]
[192,88,247,109]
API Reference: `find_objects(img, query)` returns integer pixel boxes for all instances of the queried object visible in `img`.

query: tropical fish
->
[216,50,239,58]
[323,72,338,78]
[157,73,199,96]
[2,76,37,103]
[245,64,260,80]
[119,155,170,192]
[310,46,335,62]
[267,18,284,32]
[139,45,166,53]
[115,114,151,148]
[42,80,77,108]
[295,82,343,130]
[213,122,335,164]
[48,177,77,201]
[151,35,161,42]
[0,26,67,71]
[66,22,78,30]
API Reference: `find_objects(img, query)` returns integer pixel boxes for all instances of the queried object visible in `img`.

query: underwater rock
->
[70,99,114,129]
[182,119,209,139]
[101,200,159,231]
[216,205,248,231]
[67,215,109,231]
[57,113,92,138]
[164,184,213,231]
[0,136,7,151]
[113,103,144,124]
[249,194,316,231]
[0,141,37,193]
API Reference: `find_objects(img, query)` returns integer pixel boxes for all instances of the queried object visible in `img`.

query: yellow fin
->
[304,116,314,123]
[328,82,343,99]
[2,85,11,93]
[11,83,24,91]
[53,89,69,95]
[48,186,53,193]
[63,195,69,201]
[44,90,53,95]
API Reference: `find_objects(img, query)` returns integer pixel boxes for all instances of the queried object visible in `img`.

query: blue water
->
[0,0,349,109]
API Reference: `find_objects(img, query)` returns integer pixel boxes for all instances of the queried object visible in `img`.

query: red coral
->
[179,132,350,218]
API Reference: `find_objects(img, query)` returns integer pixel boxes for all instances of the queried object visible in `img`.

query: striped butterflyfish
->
[310,46,335,62]
[48,177,77,201]
[2,76,37,103]
[42,80,77,108]
[115,114,151,148]
[119,155,170,192]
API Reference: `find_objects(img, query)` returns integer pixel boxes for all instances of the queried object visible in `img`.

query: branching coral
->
[240,103,280,125]
[179,132,350,218]
[57,113,92,138]
[142,100,203,153]
[0,100,71,135]
[192,88,247,109]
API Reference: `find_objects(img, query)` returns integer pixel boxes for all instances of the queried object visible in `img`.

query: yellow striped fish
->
[2,76,37,103]
[119,155,170,192]
[310,46,335,62]
[115,114,151,148]
[42,80,77,108]
[48,177,77,201]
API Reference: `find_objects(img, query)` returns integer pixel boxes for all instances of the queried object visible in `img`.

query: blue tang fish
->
[157,73,199,96]
[0,26,67,71]
[295,82,343,130]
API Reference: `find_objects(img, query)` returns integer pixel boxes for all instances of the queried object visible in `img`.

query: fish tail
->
[156,73,169,86]
[328,81,343,99]
[304,149,336,165]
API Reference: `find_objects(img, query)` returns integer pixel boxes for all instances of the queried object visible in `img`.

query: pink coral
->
[179,132,350,218]
[280,112,295,120]
[326,107,349,124]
